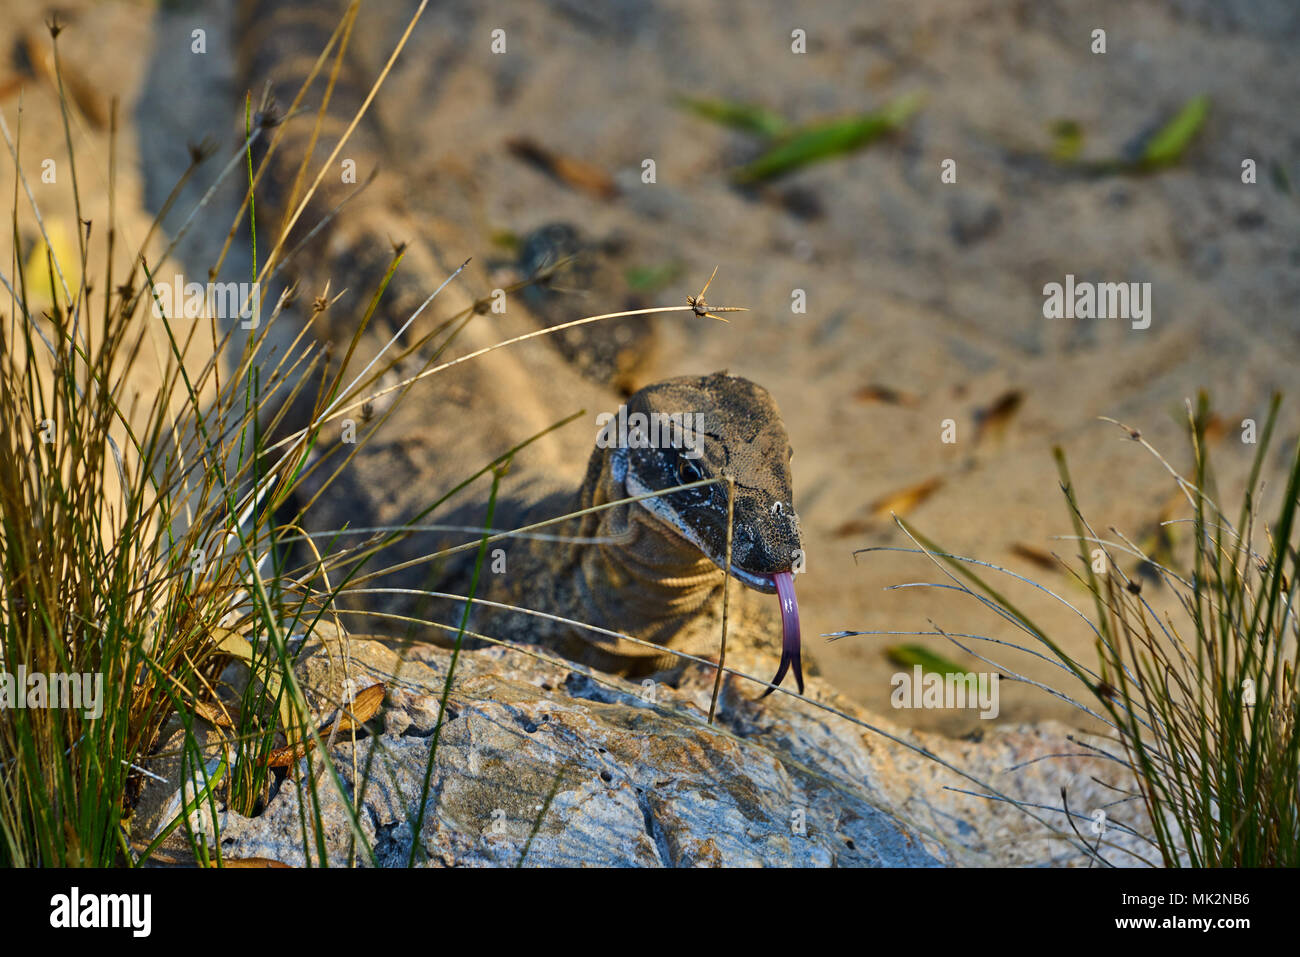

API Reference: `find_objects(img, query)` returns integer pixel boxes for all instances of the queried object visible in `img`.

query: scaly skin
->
[473,373,804,678]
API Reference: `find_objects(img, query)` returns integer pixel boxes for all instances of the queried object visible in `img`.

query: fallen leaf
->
[973,390,1024,444]
[624,262,683,293]
[1137,94,1209,171]
[22,219,82,307]
[264,682,385,769]
[1049,119,1084,163]
[673,94,787,137]
[1010,542,1057,571]
[869,476,943,518]
[1201,412,1228,444]
[193,699,235,729]
[831,517,875,539]
[731,94,922,183]
[212,857,292,868]
[265,739,315,769]
[506,137,619,200]
[334,682,386,733]
[853,384,919,406]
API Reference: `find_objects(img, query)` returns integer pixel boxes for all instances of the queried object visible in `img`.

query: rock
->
[141,626,1151,867]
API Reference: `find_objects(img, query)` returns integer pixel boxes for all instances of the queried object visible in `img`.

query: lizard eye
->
[675,455,704,486]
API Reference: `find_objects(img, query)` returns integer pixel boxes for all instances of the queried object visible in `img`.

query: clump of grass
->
[891,392,1299,866]
[0,122,284,863]
[0,10,442,866]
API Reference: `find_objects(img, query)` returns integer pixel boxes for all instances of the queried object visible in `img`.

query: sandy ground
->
[3,0,1298,735]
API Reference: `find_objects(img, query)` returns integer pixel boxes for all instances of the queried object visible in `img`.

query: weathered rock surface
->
[139,626,1152,867]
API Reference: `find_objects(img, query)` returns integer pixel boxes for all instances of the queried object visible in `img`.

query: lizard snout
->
[726,490,803,589]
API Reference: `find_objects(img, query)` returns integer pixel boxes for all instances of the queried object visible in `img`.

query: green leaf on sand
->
[1137,94,1210,170]
[1049,119,1084,163]
[886,644,992,695]
[624,262,683,293]
[886,643,969,676]
[673,94,787,137]
[731,93,923,183]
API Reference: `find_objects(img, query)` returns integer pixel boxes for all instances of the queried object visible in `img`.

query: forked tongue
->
[761,571,803,697]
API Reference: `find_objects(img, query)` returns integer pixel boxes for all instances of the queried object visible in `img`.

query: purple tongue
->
[761,571,803,697]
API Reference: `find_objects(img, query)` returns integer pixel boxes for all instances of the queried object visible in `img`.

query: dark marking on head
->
[618,372,801,591]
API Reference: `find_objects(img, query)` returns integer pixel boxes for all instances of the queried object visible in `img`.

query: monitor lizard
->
[469,371,806,693]
[235,0,809,695]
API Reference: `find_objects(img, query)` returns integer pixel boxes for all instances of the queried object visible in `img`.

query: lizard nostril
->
[771,501,786,516]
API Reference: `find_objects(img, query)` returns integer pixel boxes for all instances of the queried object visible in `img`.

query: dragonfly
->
[686,266,748,322]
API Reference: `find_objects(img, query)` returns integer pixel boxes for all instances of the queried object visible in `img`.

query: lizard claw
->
[760,571,803,698]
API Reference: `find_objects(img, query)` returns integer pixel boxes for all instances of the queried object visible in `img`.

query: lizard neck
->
[568,445,724,642]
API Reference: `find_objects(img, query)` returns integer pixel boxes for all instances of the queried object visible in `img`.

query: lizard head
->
[597,371,807,695]
[611,372,802,593]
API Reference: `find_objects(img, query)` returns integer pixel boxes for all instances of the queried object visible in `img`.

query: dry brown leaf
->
[1202,413,1228,444]
[853,384,920,406]
[0,75,26,101]
[138,849,293,868]
[868,476,944,518]
[264,683,385,769]
[265,739,314,769]
[212,857,293,869]
[831,517,875,539]
[973,390,1024,444]
[193,699,235,730]
[334,682,385,732]
[1010,542,1057,571]
[506,137,619,200]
